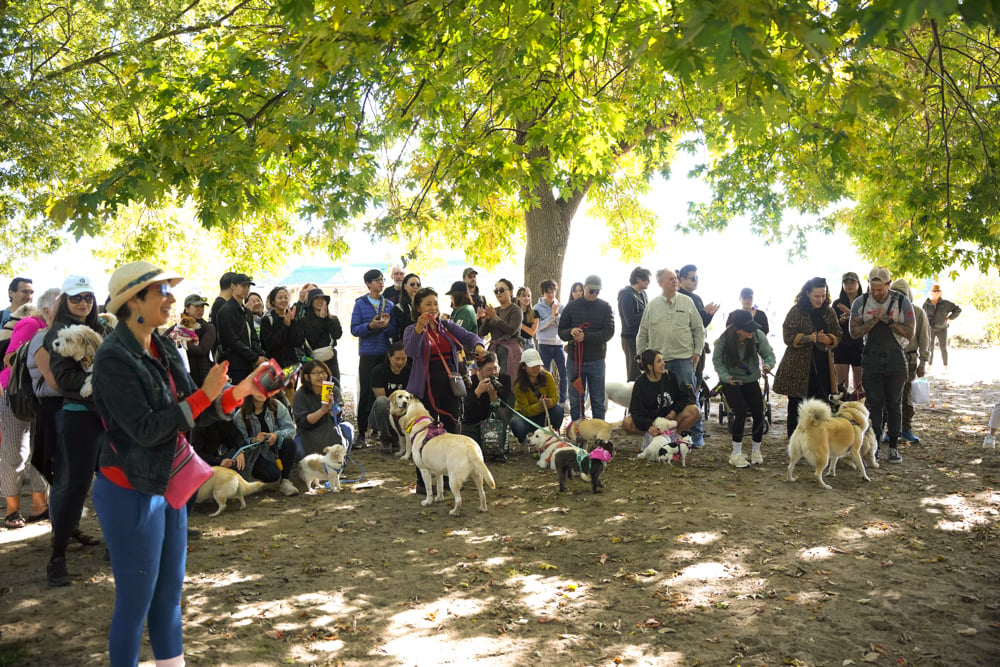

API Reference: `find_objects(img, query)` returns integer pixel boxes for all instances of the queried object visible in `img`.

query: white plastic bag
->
[911,378,930,405]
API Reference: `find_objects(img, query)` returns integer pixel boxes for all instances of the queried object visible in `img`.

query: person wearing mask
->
[259,286,304,369]
[350,269,397,447]
[726,287,770,335]
[447,281,478,334]
[91,260,270,666]
[922,285,961,370]
[369,342,412,451]
[833,272,865,396]
[1,277,33,327]
[850,268,914,463]
[403,287,486,434]
[382,264,406,303]
[773,277,842,437]
[391,272,422,339]
[617,267,650,382]
[516,286,539,350]
[713,310,776,467]
[534,280,568,408]
[480,278,523,378]
[509,349,563,445]
[1,288,57,530]
[558,275,615,421]
[215,273,267,383]
[636,268,705,446]
[890,278,929,444]
[43,275,115,586]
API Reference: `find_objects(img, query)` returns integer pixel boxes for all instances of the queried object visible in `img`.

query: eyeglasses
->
[587,289,600,295]
[68,293,95,305]
[309,371,330,378]
[494,288,507,295]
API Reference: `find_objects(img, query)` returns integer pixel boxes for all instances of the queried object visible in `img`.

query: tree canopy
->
[1,0,998,280]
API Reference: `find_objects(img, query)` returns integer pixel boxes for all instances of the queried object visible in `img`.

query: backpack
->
[6,340,39,421]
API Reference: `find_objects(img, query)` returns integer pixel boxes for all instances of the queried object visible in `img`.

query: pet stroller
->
[714,371,772,436]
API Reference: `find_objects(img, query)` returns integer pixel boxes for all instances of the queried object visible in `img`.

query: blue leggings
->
[92,474,186,666]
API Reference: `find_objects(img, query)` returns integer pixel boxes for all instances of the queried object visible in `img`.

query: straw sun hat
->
[106,261,183,315]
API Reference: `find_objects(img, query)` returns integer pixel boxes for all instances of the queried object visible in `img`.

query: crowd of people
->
[0,261,989,665]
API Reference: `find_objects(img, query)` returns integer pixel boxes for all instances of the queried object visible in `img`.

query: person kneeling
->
[461,353,512,459]
[228,395,304,496]
[623,349,699,447]
[510,348,564,444]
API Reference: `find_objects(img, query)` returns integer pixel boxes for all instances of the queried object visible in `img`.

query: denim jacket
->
[93,321,231,495]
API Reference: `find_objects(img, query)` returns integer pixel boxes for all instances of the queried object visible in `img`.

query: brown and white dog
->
[566,418,613,446]
[195,466,266,517]
[389,390,496,515]
[50,324,104,398]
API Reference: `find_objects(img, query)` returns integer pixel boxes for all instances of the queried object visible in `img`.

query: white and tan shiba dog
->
[299,444,348,493]
[787,399,872,489]
[196,466,266,517]
[388,390,496,515]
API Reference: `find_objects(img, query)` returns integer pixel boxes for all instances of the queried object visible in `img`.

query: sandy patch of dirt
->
[1,350,999,666]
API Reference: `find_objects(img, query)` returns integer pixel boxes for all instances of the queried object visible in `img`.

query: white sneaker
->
[984,434,996,449]
[728,452,751,468]
[750,450,764,465]
[279,479,299,496]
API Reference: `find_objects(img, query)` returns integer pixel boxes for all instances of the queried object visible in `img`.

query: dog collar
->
[590,447,612,462]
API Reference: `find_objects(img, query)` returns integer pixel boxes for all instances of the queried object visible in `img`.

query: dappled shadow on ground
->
[1,358,999,666]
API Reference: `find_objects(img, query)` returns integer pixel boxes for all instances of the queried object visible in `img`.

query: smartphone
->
[254,359,302,394]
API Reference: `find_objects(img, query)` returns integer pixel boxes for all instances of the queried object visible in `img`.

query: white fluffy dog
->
[299,444,348,493]
[390,390,496,515]
[50,324,104,398]
[605,381,634,408]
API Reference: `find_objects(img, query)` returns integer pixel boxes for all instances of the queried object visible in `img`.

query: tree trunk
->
[522,176,589,303]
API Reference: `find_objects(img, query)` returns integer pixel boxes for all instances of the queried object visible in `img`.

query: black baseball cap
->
[231,273,254,286]
[730,309,760,333]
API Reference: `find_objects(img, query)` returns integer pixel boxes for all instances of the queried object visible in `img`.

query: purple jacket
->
[403,319,483,398]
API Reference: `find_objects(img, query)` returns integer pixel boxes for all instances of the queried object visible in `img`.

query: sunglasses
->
[67,293,95,305]
[407,282,421,288]
[153,283,173,297]
[494,288,507,294]
[587,289,600,295]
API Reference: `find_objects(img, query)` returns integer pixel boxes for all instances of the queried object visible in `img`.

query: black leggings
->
[50,408,103,554]
[357,354,382,435]
[251,437,304,482]
[722,381,765,443]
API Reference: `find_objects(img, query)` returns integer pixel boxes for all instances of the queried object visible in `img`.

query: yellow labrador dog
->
[388,390,496,515]
[195,466,266,517]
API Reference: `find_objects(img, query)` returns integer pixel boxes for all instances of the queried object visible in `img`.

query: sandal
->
[70,528,101,546]
[4,512,26,529]
[27,509,49,523]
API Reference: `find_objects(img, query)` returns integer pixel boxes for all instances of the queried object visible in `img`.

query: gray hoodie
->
[534,297,562,346]
[890,279,930,363]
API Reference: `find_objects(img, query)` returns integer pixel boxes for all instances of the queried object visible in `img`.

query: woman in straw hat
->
[91,261,271,667]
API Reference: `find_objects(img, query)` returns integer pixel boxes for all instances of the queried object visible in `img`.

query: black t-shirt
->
[371,362,411,395]
[463,373,512,424]
[628,370,694,431]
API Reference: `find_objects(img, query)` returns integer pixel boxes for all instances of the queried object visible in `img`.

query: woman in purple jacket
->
[403,287,486,434]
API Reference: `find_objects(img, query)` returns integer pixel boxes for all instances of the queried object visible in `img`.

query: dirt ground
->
[1,349,999,667]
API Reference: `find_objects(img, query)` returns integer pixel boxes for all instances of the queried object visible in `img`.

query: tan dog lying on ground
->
[786,399,872,489]
[195,466,266,517]
[566,418,613,445]
[390,390,496,515]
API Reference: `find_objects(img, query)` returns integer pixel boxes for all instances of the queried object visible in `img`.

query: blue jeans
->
[511,405,565,442]
[538,343,568,402]
[568,358,606,421]
[665,357,704,444]
[93,475,186,666]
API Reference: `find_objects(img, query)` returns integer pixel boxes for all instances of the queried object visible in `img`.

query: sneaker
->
[352,434,368,449]
[728,452,751,468]
[279,479,299,496]
[750,451,764,465]
[900,430,920,444]
[47,557,71,587]
[984,434,996,449]
[887,448,903,464]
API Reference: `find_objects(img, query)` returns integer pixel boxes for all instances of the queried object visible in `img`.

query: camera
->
[489,377,503,391]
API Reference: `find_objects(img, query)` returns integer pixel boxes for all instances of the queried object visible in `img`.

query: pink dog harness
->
[590,446,612,463]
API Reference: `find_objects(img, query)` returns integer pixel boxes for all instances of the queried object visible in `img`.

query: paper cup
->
[321,381,336,404]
